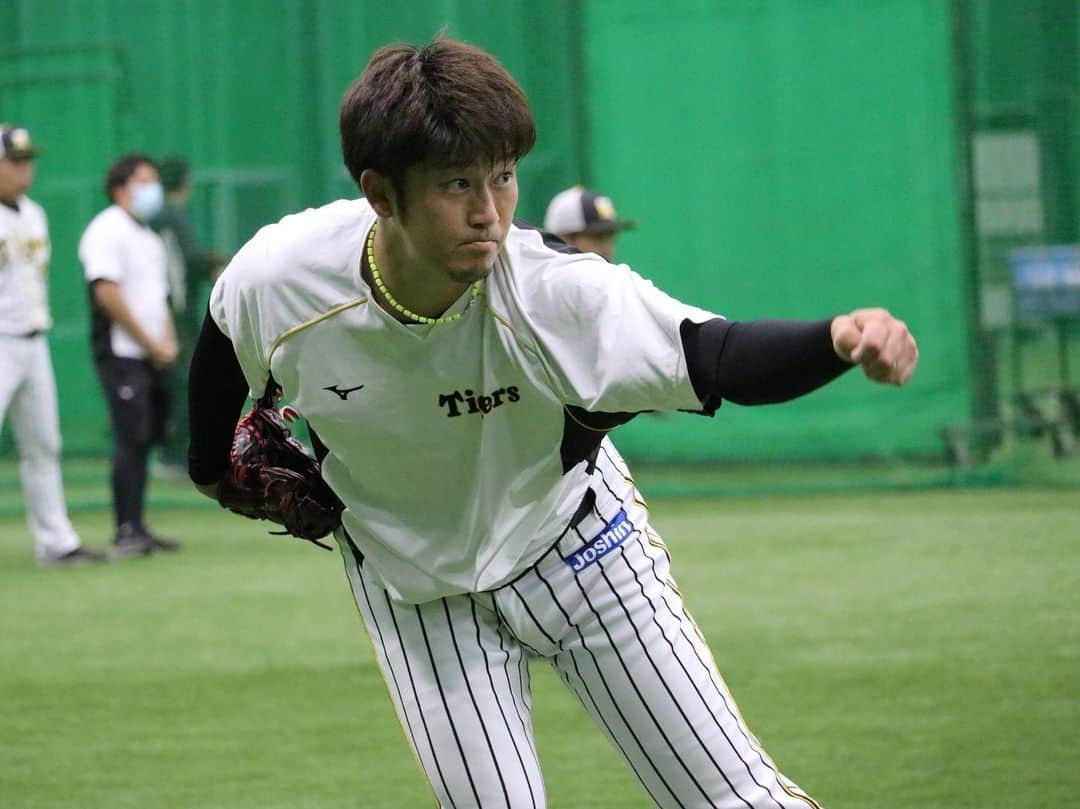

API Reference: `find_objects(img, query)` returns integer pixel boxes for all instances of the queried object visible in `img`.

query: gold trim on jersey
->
[562,405,613,433]
[485,276,641,439]
[266,297,368,366]
[484,304,543,362]
[644,525,671,557]
[486,297,606,435]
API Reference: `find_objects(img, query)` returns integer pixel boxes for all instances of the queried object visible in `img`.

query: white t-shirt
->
[0,196,51,334]
[210,198,719,603]
[78,205,170,359]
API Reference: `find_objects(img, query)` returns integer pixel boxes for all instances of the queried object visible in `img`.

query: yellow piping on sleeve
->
[267,296,368,367]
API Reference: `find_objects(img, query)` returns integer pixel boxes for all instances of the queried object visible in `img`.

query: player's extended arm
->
[681,309,917,411]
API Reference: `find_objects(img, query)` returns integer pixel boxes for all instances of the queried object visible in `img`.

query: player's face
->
[0,157,35,204]
[396,160,519,284]
[566,231,617,262]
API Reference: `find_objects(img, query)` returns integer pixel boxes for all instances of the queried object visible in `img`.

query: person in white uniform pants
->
[188,38,920,808]
[0,124,104,567]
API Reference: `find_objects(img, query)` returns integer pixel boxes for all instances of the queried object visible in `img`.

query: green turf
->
[0,479,1077,808]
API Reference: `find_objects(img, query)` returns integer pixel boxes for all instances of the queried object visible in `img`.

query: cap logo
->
[11,129,30,150]
[594,196,616,221]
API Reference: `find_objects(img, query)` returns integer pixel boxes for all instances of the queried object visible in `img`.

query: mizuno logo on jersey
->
[563,510,632,573]
[438,385,520,417]
[323,384,365,400]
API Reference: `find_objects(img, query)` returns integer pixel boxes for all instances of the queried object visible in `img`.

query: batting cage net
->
[1,0,1078,504]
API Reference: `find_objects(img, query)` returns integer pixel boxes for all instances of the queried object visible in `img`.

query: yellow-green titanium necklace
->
[366,222,480,325]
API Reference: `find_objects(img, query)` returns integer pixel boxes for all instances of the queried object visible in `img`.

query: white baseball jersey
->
[210,198,719,603]
[78,205,170,360]
[209,197,823,809]
[0,196,81,559]
[0,196,51,335]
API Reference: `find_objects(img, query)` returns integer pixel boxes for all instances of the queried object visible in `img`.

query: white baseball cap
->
[543,186,636,236]
[0,124,41,161]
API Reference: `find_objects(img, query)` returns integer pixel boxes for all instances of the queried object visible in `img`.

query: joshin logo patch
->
[563,510,633,573]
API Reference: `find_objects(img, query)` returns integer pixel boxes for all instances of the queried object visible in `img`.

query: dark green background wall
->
[966,0,1080,420]
[3,0,1047,462]
[1,0,587,453]
[583,0,969,460]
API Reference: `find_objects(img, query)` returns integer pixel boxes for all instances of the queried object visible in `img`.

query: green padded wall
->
[582,0,971,460]
[0,0,585,453]
[3,1,979,462]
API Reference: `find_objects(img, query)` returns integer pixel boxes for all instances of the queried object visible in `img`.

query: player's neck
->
[368,222,470,322]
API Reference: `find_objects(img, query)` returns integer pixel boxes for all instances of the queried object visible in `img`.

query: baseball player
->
[0,124,104,566]
[188,37,918,808]
[544,185,636,262]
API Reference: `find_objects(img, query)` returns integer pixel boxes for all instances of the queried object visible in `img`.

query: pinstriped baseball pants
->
[341,447,821,809]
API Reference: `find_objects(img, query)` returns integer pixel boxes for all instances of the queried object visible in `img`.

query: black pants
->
[95,357,171,532]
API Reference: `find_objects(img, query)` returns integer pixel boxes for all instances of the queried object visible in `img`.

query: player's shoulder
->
[502,221,636,307]
[507,220,616,278]
[17,195,47,224]
[81,204,131,236]
[230,198,371,284]
[499,221,720,329]
[506,220,583,265]
[251,198,370,251]
[78,205,126,249]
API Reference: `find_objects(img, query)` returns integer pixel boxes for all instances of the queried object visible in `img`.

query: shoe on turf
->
[109,527,155,559]
[37,546,108,568]
[142,530,182,552]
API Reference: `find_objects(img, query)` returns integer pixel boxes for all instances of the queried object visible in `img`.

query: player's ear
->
[360,169,396,219]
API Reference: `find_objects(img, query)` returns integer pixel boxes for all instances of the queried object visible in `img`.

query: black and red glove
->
[218,395,343,550]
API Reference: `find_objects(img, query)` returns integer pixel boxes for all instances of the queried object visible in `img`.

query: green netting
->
[960,0,1080,487]
[584,0,970,461]
[1,0,1078,493]
[0,0,587,454]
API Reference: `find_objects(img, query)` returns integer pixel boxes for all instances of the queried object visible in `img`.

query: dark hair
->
[339,36,536,198]
[104,153,155,201]
[158,156,190,193]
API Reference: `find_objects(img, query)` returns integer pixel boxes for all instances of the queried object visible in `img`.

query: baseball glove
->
[218,393,343,550]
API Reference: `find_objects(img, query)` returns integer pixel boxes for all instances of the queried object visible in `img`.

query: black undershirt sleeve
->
[187,309,250,485]
[188,313,849,479]
[680,318,854,413]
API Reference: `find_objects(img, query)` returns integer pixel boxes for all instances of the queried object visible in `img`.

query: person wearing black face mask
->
[78,154,181,559]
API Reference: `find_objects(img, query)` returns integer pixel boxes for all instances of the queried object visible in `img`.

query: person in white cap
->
[0,123,105,566]
[543,184,636,261]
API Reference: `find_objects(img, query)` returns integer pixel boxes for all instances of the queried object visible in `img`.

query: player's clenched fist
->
[831,307,918,385]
